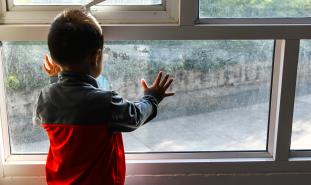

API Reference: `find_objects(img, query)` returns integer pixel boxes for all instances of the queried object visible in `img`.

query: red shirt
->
[42,124,125,185]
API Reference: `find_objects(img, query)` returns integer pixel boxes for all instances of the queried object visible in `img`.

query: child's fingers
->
[42,64,47,73]
[45,54,50,64]
[163,78,174,90]
[153,71,163,87]
[44,55,53,70]
[44,62,51,71]
[46,54,54,65]
[159,74,169,87]
[43,64,52,75]
[43,57,51,72]
[141,79,149,91]
[164,92,175,97]
[46,54,59,69]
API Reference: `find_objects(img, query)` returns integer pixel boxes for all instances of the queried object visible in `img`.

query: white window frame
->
[1,0,311,184]
[0,0,179,24]
[199,18,311,24]
[0,0,6,15]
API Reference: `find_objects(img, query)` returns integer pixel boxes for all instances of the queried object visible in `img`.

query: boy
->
[33,9,174,185]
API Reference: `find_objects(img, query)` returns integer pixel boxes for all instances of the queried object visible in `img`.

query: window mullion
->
[268,39,300,161]
[5,0,13,11]
[0,0,6,14]
[179,0,198,26]
[0,41,4,178]
[268,40,284,158]
[0,41,10,162]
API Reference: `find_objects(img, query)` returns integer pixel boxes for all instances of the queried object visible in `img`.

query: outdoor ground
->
[11,94,311,153]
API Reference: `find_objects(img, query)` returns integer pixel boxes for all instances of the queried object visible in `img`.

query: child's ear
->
[90,49,102,67]
[95,49,102,66]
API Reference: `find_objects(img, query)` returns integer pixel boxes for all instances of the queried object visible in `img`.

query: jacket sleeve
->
[107,91,158,132]
[32,91,42,126]
[32,76,57,125]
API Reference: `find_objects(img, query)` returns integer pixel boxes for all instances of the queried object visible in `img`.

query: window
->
[1,0,311,183]
[14,0,162,5]
[291,40,311,150]
[2,42,49,154]
[200,0,311,18]
[2,0,176,24]
[2,40,273,154]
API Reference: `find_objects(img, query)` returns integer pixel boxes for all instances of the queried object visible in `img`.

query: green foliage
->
[102,40,272,82]
[6,74,21,90]
[184,49,238,72]
[3,42,50,92]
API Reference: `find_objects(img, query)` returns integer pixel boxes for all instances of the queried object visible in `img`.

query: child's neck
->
[61,65,95,78]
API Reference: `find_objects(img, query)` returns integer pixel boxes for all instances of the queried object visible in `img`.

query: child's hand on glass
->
[43,54,61,77]
[141,71,175,103]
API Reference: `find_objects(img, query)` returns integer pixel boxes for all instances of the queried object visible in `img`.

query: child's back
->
[34,9,174,185]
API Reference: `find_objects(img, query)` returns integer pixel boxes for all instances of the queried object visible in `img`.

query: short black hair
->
[48,9,103,66]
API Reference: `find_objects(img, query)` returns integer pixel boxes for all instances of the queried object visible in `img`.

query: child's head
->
[48,9,103,77]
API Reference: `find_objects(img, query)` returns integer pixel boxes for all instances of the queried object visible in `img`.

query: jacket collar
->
[58,71,99,88]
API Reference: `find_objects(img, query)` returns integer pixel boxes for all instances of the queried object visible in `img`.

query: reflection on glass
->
[2,40,273,154]
[14,0,161,5]
[200,0,311,18]
[291,40,311,150]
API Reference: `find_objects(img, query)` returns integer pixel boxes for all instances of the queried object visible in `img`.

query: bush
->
[6,74,21,91]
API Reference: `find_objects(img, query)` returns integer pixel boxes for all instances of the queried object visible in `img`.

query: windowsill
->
[2,157,311,177]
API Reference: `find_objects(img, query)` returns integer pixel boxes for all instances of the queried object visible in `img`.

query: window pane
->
[1,40,273,154]
[291,40,311,150]
[200,0,311,18]
[2,42,50,154]
[14,0,161,5]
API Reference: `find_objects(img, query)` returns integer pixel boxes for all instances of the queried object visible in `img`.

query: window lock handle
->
[82,0,107,11]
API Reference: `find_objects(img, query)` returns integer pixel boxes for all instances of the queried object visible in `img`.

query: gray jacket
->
[33,71,159,132]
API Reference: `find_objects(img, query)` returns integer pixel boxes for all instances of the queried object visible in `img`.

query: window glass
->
[13,0,161,5]
[291,40,311,150]
[1,40,273,154]
[200,0,311,18]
